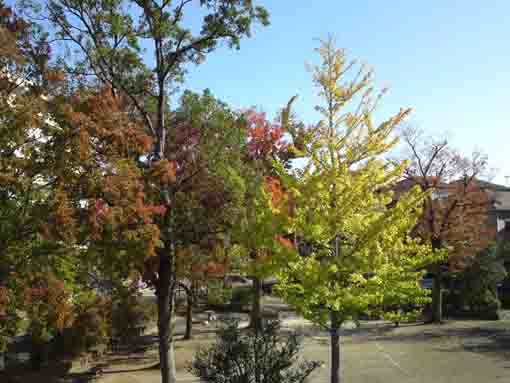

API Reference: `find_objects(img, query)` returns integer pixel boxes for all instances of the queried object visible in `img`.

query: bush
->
[500,292,510,309]
[189,320,320,383]
[230,287,252,308]
[458,246,506,318]
[111,292,151,345]
[52,292,111,359]
[207,285,233,307]
[23,275,74,369]
[466,289,500,318]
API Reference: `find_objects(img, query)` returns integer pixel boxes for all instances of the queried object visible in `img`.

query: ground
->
[4,298,510,382]
[303,320,510,383]
[92,319,510,383]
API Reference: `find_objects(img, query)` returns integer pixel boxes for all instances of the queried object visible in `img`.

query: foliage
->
[111,290,151,344]
[0,286,22,354]
[207,284,233,308]
[51,291,111,358]
[459,246,506,315]
[276,37,438,329]
[0,2,71,352]
[232,176,293,280]
[23,274,74,367]
[398,126,490,322]
[189,320,320,383]
[274,37,442,383]
[25,0,271,379]
[400,127,491,267]
[230,287,253,308]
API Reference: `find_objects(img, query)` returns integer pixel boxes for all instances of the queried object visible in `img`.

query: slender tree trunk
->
[431,263,443,323]
[157,256,177,383]
[155,78,166,158]
[180,282,193,340]
[330,312,342,383]
[430,237,443,323]
[185,295,192,340]
[250,276,263,333]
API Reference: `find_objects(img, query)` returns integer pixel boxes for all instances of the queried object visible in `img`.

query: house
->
[393,178,510,267]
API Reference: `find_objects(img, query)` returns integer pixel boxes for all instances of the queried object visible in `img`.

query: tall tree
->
[235,109,295,332]
[275,38,439,383]
[36,1,269,382]
[399,126,489,322]
[146,88,249,340]
[0,3,78,364]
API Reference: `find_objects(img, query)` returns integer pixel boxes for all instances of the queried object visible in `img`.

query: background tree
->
[399,126,489,322]
[275,38,439,383]
[152,88,249,340]
[36,1,269,381]
[233,109,296,332]
[23,274,74,368]
[0,3,80,366]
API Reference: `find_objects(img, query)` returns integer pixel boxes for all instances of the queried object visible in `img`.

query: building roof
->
[476,180,510,192]
[491,190,510,211]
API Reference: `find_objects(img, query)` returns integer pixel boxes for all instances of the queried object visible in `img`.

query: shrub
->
[23,275,74,368]
[207,285,233,307]
[500,292,510,309]
[111,292,151,345]
[230,287,252,307]
[189,320,320,383]
[52,292,111,359]
[459,246,506,318]
[467,289,500,317]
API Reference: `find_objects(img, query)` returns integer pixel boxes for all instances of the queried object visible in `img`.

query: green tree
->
[0,3,80,363]
[460,246,507,316]
[275,38,441,383]
[232,173,292,332]
[35,1,269,381]
[232,108,296,332]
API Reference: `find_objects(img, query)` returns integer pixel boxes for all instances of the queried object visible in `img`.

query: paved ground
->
[93,319,510,383]
[5,295,510,382]
[300,321,510,383]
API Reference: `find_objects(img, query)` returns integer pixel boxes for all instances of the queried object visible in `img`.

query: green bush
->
[230,287,252,307]
[458,246,506,318]
[207,285,233,307]
[189,320,320,383]
[51,292,111,359]
[111,293,151,345]
[466,289,500,316]
[500,293,510,309]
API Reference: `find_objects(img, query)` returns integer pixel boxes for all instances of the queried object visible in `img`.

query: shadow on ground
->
[1,367,99,383]
[371,321,510,358]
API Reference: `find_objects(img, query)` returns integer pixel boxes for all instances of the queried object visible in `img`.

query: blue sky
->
[181,1,509,183]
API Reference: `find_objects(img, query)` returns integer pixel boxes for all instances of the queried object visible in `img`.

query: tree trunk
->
[431,263,443,323]
[250,276,263,333]
[179,282,193,340]
[157,256,177,383]
[185,295,192,340]
[330,313,342,383]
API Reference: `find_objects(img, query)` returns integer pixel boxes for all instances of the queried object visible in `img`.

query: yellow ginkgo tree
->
[275,37,444,383]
